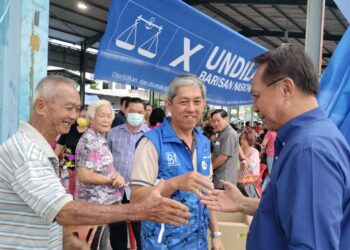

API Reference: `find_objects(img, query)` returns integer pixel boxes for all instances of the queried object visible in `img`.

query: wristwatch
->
[210,231,222,238]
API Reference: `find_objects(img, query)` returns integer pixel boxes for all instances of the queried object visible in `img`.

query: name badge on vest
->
[166,152,180,167]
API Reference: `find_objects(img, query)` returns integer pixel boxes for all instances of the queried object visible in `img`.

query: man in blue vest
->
[130,74,223,249]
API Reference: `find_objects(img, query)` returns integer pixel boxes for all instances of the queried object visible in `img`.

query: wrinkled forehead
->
[96,104,113,114]
[54,84,81,105]
[175,85,204,99]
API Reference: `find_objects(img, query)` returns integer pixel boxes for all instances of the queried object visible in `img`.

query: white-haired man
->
[0,75,190,250]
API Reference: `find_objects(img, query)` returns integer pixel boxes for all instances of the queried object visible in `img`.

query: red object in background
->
[255,163,268,197]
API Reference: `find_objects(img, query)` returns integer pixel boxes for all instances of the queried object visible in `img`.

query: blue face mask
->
[127,113,144,127]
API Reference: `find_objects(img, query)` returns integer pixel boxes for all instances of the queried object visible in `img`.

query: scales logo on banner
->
[95,0,266,106]
[115,15,162,59]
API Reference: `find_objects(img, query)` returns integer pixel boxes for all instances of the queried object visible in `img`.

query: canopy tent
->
[94,0,266,106]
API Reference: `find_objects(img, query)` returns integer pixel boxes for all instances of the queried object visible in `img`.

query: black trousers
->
[109,193,142,250]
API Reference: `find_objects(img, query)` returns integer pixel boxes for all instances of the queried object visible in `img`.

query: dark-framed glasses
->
[267,77,286,87]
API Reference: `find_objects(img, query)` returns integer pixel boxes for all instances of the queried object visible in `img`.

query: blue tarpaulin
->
[334,0,350,23]
[318,27,350,146]
[94,0,266,106]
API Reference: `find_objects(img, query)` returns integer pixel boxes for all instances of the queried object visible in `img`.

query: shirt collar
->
[19,121,56,158]
[277,106,325,144]
[120,122,149,133]
[161,117,201,144]
[219,124,230,135]
[88,127,107,139]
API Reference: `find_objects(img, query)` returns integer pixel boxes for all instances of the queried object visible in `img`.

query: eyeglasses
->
[251,77,286,102]
[267,77,285,87]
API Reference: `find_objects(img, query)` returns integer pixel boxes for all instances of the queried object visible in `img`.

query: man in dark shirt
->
[111,96,130,128]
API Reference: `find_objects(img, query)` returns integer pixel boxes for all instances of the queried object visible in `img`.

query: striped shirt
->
[107,123,149,197]
[0,121,73,249]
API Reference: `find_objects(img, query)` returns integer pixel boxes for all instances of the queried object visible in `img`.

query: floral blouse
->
[75,128,121,204]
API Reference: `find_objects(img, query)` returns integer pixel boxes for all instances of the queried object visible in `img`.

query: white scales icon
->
[116,15,163,59]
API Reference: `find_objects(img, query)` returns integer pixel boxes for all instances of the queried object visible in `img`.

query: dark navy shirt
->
[247,107,350,250]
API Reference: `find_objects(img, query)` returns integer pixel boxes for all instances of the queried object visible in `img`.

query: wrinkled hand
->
[211,236,224,250]
[200,180,244,213]
[63,233,90,250]
[139,180,191,226]
[174,172,214,198]
[110,172,128,188]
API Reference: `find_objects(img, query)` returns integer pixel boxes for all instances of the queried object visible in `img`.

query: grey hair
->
[86,99,115,121]
[167,74,206,101]
[33,75,78,103]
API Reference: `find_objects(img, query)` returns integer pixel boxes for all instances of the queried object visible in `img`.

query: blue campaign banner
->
[318,27,350,146]
[94,0,266,106]
[334,0,350,23]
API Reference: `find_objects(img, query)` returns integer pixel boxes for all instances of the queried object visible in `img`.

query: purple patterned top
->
[75,128,121,204]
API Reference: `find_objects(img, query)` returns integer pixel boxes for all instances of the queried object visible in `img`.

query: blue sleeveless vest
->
[141,118,211,249]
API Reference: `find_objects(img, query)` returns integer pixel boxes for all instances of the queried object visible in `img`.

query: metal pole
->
[228,106,232,122]
[149,90,154,105]
[158,92,161,107]
[305,0,325,74]
[250,105,254,124]
[80,40,86,105]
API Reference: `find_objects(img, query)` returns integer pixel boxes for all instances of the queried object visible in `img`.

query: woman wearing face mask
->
[73,100,127,250]
[55,104,89,198]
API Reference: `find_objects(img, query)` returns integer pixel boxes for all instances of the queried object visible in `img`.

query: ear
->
[33,97,47,116]
[165,100,172,113]
[281,77,295,98]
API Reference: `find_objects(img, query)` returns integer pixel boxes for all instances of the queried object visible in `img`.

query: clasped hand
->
[109,171,128,188]
[174,171,214,197]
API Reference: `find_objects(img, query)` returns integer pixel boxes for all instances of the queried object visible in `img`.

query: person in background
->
[256,128,268,164]
[203,110,217,153]
[130,74,223,249]
[238,130,260,197]
[144,103,153,126]
[107,97,150,250]
[201,45,350,250]
[0,75,191,250]
[55,104,88,198]
[148,107,165,129]
[111,96,131,128]
[211,109,240,188]
[261,130,277,174]
[203,121,216,153]
[253,121,262,134]
[244,121,252,132]
[75,99,128,249]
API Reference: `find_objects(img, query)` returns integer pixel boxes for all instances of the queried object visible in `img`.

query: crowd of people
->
[58,76,274,249]
[0,45,349,250]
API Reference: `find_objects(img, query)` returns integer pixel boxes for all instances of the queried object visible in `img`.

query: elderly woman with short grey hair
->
[74,99,126,249]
